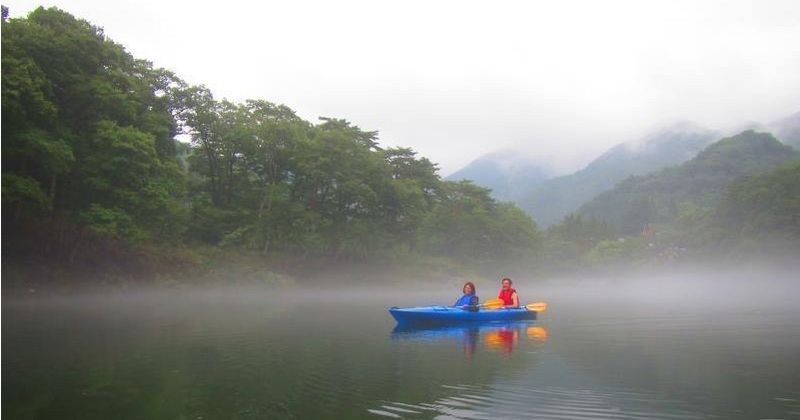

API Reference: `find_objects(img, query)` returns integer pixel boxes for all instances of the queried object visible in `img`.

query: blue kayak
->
[389,306,536,325]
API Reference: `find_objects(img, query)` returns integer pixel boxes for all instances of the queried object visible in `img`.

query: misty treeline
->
[3,8,798,282]
[565,131,800,266]
[1,7,537,272]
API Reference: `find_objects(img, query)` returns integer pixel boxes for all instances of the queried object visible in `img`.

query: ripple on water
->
[371,382,719,419]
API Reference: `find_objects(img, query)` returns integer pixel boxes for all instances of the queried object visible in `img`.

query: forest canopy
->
[1,6,539,269]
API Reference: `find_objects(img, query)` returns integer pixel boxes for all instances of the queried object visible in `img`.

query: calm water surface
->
[4,277,800,419]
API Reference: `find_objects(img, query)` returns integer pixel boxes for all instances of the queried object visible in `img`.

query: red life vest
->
[498,288,517,306]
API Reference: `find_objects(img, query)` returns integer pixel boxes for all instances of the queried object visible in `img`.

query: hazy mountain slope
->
[770,111,800,149]
[520,122,718,227]
[446,152,551,202]
[578,130,799,234]
[715,160,800,240]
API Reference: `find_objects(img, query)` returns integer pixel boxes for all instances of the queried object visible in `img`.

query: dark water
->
[4,275,800,419]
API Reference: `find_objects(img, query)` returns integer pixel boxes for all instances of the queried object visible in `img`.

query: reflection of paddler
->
[526,326,548,343]
[463,327,478,359]
[484,328,518,354]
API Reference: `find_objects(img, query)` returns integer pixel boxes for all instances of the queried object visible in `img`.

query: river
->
[4,270,800,419]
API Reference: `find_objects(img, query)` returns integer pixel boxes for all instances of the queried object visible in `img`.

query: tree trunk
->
[203,142,220,206]
[68,227,85,266]
[260,183,275,256]
[49,175,57,203]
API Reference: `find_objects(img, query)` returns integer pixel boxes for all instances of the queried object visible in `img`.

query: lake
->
[4,271,800,419]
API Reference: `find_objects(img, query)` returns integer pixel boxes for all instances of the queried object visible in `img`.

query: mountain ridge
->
[445,151,553,202]
[519,122,719,226]
[577,130,799,234]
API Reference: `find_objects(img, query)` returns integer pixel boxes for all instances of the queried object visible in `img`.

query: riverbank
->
[1,244,482,295]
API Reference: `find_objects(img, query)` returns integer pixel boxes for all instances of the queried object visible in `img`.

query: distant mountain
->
[520,122,719,227]
[577,130,799,234]
[770,111,800,149]
[446,152,552,202]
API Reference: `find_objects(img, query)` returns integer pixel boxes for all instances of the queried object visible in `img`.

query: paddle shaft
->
[457,298,548,312]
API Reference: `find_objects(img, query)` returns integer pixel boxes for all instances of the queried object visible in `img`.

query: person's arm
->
[511,292,519,308]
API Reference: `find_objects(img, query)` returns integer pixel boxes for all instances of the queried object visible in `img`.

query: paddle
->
[525,301,548,313]
[481,299,549,312]
[460,299,548,312]
[479,298,504,310]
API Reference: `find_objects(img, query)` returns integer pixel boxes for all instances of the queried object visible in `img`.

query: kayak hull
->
[389,306,536,325]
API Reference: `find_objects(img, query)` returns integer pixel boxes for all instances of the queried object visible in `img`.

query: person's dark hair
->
[502,277,512,284]
[463,282,476,295]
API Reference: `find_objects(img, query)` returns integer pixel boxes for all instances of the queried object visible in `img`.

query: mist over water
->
[4,264,800,419]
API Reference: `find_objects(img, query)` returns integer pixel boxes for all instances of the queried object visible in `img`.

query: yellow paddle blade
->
[481,298,504,309]
[525,301,548,313]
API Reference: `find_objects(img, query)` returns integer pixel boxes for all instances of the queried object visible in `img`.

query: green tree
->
[2,7,186,263]
[420,181,539,262]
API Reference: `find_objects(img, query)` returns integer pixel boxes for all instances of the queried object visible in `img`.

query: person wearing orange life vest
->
[497,277,519,308]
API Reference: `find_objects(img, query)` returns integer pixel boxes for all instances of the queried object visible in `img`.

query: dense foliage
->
[578,131,799,234]
[1,7,539,269]
[2,7,187,264]
[538,214,617,271]
[714,160,800,241]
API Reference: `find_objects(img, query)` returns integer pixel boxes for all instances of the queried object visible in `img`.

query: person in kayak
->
[498,277,519,308]
[455,282,479,308]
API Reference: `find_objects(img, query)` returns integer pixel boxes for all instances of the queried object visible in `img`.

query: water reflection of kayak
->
[389,306,536,325]
[391,322,548,356]
[391,321,536,338]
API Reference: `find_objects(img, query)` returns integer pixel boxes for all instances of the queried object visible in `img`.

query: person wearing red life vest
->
[498,277,519,308]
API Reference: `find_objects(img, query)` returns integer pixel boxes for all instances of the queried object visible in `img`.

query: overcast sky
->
[7,0,800,174]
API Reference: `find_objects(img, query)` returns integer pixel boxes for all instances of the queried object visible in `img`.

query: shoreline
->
[4,249,798,297]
